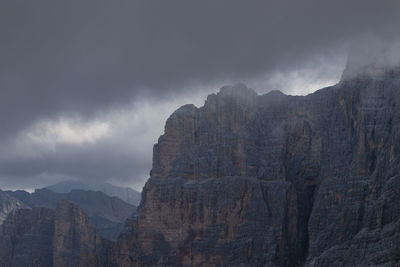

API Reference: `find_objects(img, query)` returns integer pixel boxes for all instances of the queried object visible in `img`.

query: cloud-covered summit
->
[0,0,399,190]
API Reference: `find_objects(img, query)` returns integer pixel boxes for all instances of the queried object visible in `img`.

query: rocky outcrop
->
[0,190,28,225]
[7,188,136,240]
[115,176,289,266]
[0,207,55,267]
[53,200,112,267]
[114,67,400,266]
[0,200,112,267]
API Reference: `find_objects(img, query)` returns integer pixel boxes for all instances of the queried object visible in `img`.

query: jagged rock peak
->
[218,82,258,97]
[169,104,198,118]
[262,89,287,101]
[167,83,258,127]
[171,83,279,121]
[203,82,258,110]
[0,189,29,225]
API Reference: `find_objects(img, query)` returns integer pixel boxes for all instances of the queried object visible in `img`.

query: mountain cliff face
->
[52,200,112,267]
[2,64,400,267]
[0,190,29,225]
[0,200,112,267]
[114,67,400,266]
[7,188,136,240]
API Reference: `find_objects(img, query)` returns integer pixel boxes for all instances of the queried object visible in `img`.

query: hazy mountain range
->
[46,180,141,206]
[1,181,140,241]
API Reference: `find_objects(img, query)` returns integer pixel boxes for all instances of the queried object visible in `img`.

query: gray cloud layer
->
[1,0,399,190]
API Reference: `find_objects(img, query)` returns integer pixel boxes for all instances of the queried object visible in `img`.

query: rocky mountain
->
[0,200,112,267]
[0,190,29,225]
[113,66,400,266]
[46,180,141,206]
[2,61,400,266]
[7,188,136,240]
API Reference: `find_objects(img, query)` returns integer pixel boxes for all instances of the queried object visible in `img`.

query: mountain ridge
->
[2,62,400,266]
[6,188,136,240]
[45,180,141,206]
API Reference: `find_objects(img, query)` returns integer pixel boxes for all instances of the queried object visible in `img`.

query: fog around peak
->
[1,0,399,190]
[342,35,400,80]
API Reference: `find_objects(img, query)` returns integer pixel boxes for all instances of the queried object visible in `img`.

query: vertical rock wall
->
[116,69,400,266]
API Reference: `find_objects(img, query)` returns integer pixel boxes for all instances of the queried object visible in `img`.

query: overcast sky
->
[1,0,399,191]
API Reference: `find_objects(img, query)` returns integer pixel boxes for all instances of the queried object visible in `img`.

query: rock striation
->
[0,190,29,225]
[52,200,112,267]
[0,207,55,267]
[114,67,400,266]
[0,200,112,267]
[2,61,400,266]
[7,188,136,241]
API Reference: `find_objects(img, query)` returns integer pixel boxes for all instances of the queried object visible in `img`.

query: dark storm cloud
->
[0,0,399,189]
[1,0,399,134]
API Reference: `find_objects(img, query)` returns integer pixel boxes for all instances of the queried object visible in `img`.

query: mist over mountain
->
[45,180,141,206]
[1,0,400,190]
[2,53,400,265]
[342,35,400,80]
[1,1,400,266]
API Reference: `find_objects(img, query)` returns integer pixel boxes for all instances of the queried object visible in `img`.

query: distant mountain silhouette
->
[46,180,141,206]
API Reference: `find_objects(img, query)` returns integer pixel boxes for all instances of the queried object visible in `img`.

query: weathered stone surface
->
[7,188,136,240]
[0,190,28,225]
[53,200,112,267]
[0,200,112,267]
[0,207,54,267]
[115,176,289,266]
[115,67,400,266]
[3,63,400,266]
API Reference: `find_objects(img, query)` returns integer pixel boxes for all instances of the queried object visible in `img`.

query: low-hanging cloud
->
[0,91,211,190]
[0,0,400,190]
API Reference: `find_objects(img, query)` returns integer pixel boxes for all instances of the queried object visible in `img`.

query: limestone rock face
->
[0,200,111,267]
[0,208,54,267]
[53,200,111,267]
[7,188,136,240]
[115,72,400,266]
[115,176,289,266]
[152,83,260,181]
[0,190,28,225]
